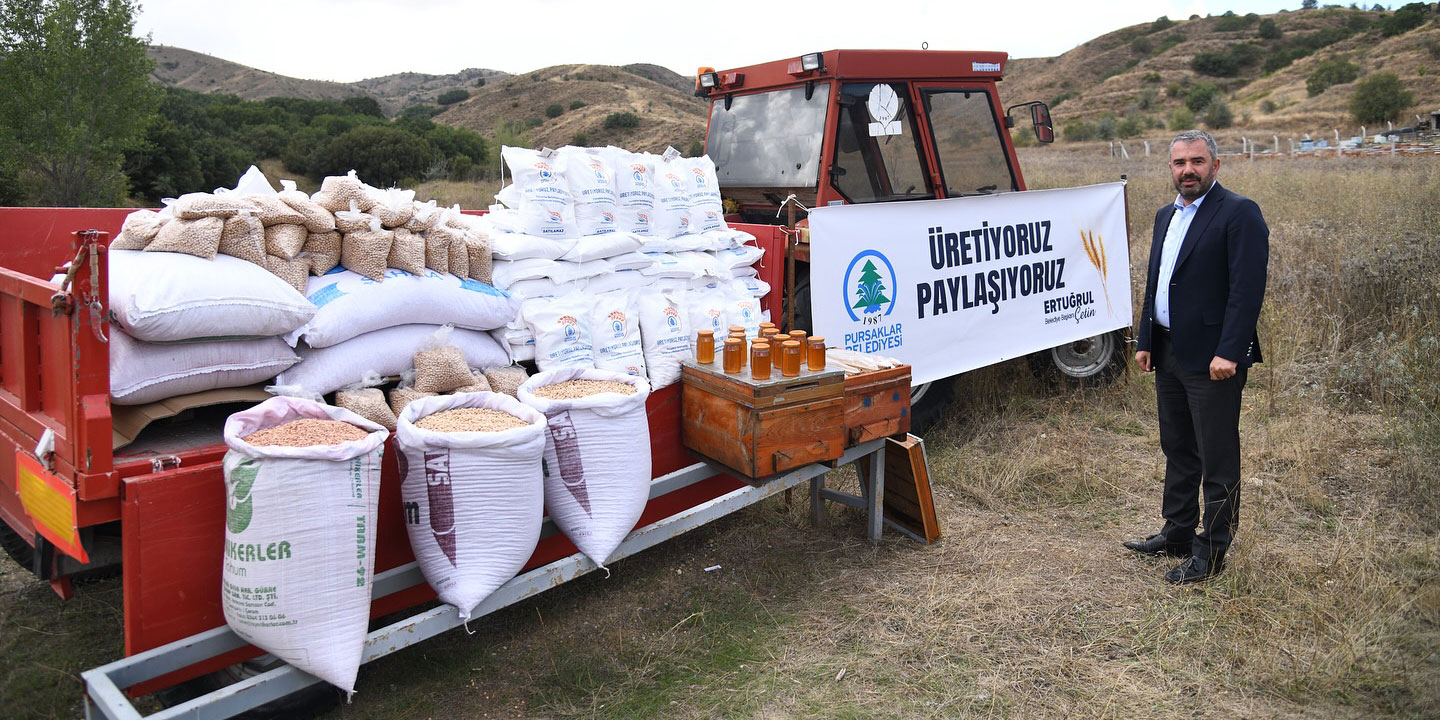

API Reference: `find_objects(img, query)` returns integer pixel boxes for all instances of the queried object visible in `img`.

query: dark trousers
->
[1152,326,1246,562]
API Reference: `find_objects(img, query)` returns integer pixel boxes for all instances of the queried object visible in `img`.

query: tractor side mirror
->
[1031,103,1054,144]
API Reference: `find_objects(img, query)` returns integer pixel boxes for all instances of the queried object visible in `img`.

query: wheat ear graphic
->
[1081,230,1113,315]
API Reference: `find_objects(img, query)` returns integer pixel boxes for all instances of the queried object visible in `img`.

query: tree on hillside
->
[1349,73,1414,124]
[1258,18,1282,39]
[437,89,470,106]
[0,0,158,205]
[322,125,432,187]
[1301,0,1317,9]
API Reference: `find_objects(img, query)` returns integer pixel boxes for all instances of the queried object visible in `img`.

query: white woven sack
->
[559,146,618,236]
[636,288,692,389]
[604,148,656,236]
[637,252,697,279]
[111,329,299,405]
[584,269,653,295]
[286,269,519,349]
[686,287,730,337]
[732,276,771,298]
[517,369,651,569]
[277,324,511,396]
[525,295,595,371]
[221,397,388,694]
[723,289,763,338]
[488,226,578,261]
[396,392,546,621]
[713,244,764,271]
[591,290,647,378]
[499,146,578,238]
[508,276,581,299]
[648,153,693,239]
[678,156,726,233]
[558,232,643,263]
[109,250,315,342]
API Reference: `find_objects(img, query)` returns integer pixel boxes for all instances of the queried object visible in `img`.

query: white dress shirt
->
[1154,189,1210,329]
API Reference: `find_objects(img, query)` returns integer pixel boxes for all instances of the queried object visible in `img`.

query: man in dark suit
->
[1124,130,1269,584]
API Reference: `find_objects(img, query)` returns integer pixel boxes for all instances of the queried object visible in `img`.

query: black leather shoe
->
[1122,534,1190,558]
[1164,555,1224,584]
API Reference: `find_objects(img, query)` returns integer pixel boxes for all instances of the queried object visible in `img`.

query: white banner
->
[810,182,1132,386]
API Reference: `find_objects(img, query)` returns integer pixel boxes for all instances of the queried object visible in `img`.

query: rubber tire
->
[0,521,34,571]
[784,263,813,334]
[156,655,340,719]
[908,377,955,436]
[1028,329,1128,388]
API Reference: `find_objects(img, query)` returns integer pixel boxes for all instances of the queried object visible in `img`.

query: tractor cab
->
[698,49,1053,258]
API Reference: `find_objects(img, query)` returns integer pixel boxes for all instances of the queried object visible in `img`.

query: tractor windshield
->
[706,84,830,188]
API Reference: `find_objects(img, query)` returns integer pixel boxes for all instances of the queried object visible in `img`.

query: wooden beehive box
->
[681,359,846,478]
[842,365,912,447]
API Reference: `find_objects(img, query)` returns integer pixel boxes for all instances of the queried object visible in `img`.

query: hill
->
[147,46,509,116]
[1000,7,1440,138]
[433,63,706,154]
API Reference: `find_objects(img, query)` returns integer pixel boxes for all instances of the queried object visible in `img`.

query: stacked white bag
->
[518,369,651,570]
[485,145,769,387]
[221,397,388,694]
[395,393,547,621]
[107,250,313,404]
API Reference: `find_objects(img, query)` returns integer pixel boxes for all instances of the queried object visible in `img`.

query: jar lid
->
[781,340,801,348]
[808,336,825,344]
[723,337,741,345]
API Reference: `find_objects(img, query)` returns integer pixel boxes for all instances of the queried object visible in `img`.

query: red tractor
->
[696,49,1127,429]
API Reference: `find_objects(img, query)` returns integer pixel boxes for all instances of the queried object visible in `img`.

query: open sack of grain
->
[221,396,389,694]
[517,369,651,570]
[395,392,547,621]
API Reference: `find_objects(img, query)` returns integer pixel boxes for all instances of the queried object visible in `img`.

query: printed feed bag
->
[396,393,547,621]
[221,397,388,694]
[517,369,651,569]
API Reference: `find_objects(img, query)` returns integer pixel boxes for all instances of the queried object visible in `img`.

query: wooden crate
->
[681,359,846,479]
[842,365,912,447]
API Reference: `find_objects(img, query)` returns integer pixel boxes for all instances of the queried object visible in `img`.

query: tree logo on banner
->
[842,250,898,322]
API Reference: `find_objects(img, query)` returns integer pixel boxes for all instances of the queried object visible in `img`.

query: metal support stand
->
[808,446,885,544]
[82,440,887,720]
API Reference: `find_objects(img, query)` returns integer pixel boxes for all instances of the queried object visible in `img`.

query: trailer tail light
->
[788,52,824,75]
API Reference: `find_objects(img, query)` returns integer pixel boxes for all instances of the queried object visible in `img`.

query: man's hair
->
[1170,130,1217,160]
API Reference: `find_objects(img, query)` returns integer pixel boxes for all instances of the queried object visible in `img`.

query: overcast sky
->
[135,0,1308,83]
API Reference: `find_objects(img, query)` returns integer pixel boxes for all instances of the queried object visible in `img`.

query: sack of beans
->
[147,216,224,259]
[304,231,342,275]
[246,194,306,227]
[279,180,336,233]
[219,210,267,265]
[369,187,415,229]
[335,375,397,431]
[636,288,692,389]
[317,171,375,213]
[483,365,529,398]
[221,396,388,694]
[387,228,426,275]
[340,216,394,281]
[264,254,311,295]
[264,223,309,260]
[278,323,511,396]
[171,192,253,220]
[395,392,546,621]
[413,327,475,393]
[111,330,300,405]
[115,209,165,250]
[109,250,315,342]
[590,290,646,378]
[517,369,651,569]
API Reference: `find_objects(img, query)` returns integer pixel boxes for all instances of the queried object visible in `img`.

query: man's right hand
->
[1135,350,1152,373]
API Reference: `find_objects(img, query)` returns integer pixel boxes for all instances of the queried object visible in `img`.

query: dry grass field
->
[1,151,1436,719]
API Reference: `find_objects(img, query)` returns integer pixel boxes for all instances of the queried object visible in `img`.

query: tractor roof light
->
[801,52,824,72]
[699,71,720,89]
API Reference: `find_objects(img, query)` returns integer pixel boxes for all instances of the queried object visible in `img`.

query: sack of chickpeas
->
[517,368,651,570]
[220,396,389,695]
[395,392,547,621]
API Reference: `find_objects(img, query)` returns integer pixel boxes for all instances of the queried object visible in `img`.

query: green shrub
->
[1261,99,1278,113]
[1062,121,1096,141]
[1215,12,1258,31]
[1168,106,1195,130]
[603,112,639,129]
[1049,90,1079,109]
[1137,88,1158,110]
[1095,114,1119,140]
[570,100,586,110]
[1151,16,1174,32]
[1306,57,1361,96]
[1185,83,1220,112]
[1258,18,1282,39]
[545,103,564,118]
[474,77,487,87]
[571,133,588,146]
[1142,72,1163,83]
[436,89,470,105]
[1192,51,1239,77]
[1202,97,1234,129]
[1117,115,1146,137]
[322,126,433,187]
[1166,81,1186,98]
[1349,73,1414,123]
[1380,2,1429,36]
[1131,37,1153,55]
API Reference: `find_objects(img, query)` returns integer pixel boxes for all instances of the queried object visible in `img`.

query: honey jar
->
[807,336,826,371]
[781,340,803,377]
[722,337,743,374]
[695,330,715,364]
[750,342,772,380]
[728,330,747,367]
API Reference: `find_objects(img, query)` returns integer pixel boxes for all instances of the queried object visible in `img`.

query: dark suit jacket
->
[1136,182,1269,374]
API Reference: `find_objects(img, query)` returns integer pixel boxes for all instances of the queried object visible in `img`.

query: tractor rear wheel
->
[1029,330,1128,387]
